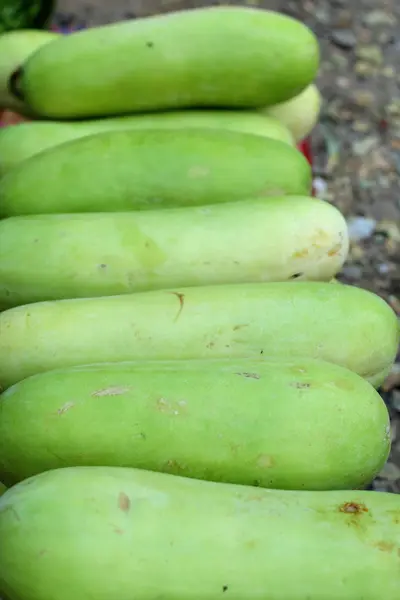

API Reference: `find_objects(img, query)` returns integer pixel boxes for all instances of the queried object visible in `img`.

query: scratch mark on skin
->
[169,291,185,322]
[92,386,131,397]
[57,402,74,415]
[235,372,260,380]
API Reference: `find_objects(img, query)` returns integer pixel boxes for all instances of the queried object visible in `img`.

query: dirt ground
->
[52,0,400,492]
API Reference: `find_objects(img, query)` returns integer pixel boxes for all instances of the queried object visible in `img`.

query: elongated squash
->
[0,358,390,490]
[14,7,319,119]
[0,282,397,389]
[0,196,348,307]
[0,128,311,217]
[0,111,294,177]
[0,466,399,600]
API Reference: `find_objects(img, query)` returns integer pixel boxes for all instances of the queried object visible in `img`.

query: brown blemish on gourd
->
[118,492,130,513]
[339,502,368,515]
[169,291,185,322]
[291,382,311,389]
[327,243,342,257]
[164,459,185,473]
[293,248,309,259]
[235,372,260,380]
[373,541,395,553]
[92,386,131,397]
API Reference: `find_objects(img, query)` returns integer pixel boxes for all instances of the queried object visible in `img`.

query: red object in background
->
[0,110,28,126]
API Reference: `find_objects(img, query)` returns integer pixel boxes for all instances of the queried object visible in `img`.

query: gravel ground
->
[48,0,399,494]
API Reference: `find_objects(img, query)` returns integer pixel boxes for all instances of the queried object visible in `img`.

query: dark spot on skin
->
[291,382,311,389]
[99,264,107,269]
[290,272,304,279]
[233,324,249,331]
[235,372,260,380]
[373,541,395,553]
[339,502,368,515]
[146,41,154,48]
[260,350,264,355]
[169,291,185,322]
[8,67,24,100]
[118,492,131,513]
[222,586,228,592]
[253,480,261,487]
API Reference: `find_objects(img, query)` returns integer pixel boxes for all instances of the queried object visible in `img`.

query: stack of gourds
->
[0,6,399,600]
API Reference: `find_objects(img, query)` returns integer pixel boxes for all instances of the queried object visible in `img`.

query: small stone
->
[377,31,395,45]
[387,100,400,117]
[352,120,371,133]
[313,177,328,196]
[382,66,395,78]
[354,61,376,78]
[353,135,378,156]
[331,29,357,50]
[334,10,352,28]
[347,216,376,241]
[341,264,363,280]
[355,45,383,65]
[392,390,400,411]
[377,263,390,275]
[371,481,390,492]
[336,76,350,88]
[362,10,397,26]
[314,8,330,23]
[378,462,400,481]
[352,90,374,107]
[330,52,349,69]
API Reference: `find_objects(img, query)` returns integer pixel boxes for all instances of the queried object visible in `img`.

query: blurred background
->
[4,0,400,490]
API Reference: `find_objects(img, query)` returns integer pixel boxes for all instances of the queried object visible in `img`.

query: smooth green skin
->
[0,483,5,496]
[1,466,400,600]
[0,128,311,217]
[263,83,322,142]
[0,282,398,389]
[0,30,59,113]
[19,7,320,119]
[0,196,349,307]
[0,358,390,490]
[0,111,294,177]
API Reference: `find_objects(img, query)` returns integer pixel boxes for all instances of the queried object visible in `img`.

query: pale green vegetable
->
[0,196,349,307]
[0,281,397,389]
[0,466,399,600]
